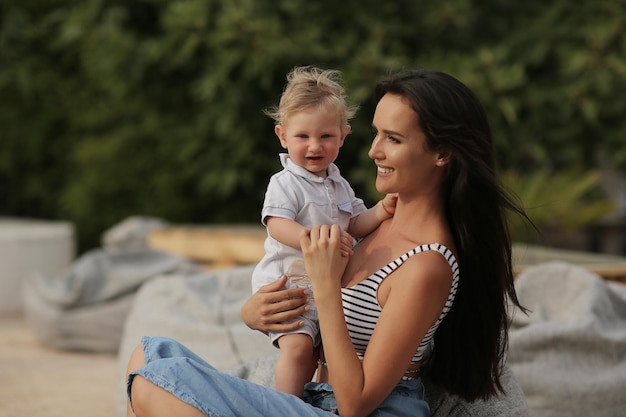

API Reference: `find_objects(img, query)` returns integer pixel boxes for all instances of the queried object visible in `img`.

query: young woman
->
[126,69,526,417]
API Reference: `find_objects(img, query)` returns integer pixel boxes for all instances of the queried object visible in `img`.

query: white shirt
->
[251,154,367,292]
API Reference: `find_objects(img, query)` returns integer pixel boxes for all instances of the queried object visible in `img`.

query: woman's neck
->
[386,195,448,242]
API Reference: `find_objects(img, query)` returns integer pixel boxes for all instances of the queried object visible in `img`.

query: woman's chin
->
[375,179,391,194]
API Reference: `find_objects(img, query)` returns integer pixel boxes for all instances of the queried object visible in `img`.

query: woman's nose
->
[368,135,380,159]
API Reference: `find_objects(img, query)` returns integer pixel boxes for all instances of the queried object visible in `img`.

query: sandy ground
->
[0,314,119,417]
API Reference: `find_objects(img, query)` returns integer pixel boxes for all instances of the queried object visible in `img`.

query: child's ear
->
[275,125,288,149]
[340,125,351,147]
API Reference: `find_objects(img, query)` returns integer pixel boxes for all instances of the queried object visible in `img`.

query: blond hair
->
[265,66,358,126]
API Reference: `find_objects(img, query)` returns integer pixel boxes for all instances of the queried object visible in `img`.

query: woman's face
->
[368,93,443,197]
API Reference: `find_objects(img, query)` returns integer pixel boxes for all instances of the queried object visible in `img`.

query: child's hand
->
[340,230,354,257]
[381,193,398,217]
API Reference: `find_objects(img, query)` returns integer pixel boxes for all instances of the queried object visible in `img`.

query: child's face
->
[275,109,350,177]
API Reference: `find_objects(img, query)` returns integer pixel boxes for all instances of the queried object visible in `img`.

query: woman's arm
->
[300,225,364,415]
[240,275,308,334]
[301,225,451,417]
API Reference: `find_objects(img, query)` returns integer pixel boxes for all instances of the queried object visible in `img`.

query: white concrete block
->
[0,218,75,312]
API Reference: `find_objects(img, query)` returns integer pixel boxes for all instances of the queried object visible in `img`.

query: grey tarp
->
[509,262,626,417]
[22,247,198,352]
[22,216,199,353]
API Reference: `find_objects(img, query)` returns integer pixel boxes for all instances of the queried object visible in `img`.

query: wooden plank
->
[513,243,626,284]
[148,225,266,269]
[148,227,626,282]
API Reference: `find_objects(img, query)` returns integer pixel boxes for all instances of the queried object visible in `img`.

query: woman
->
[126,69,526,417]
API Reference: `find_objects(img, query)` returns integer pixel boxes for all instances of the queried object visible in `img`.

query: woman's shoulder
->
[416,242,458,270]
[377,243,455,311]
[381,240,455,289]
[403,245,455,278]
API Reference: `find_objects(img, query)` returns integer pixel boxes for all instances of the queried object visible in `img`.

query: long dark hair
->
[375,70,527,401]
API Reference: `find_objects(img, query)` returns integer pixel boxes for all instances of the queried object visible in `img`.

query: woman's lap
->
[127,336,429,417]
[303,379,429,417]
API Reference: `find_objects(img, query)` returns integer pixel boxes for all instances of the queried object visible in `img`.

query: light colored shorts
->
[269,313,321,348]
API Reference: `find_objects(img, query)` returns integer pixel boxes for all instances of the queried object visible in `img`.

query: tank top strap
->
[372,243,457,282]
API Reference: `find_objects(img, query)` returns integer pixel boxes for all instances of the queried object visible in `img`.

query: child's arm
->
[267,217,355,257]
[266,217,307,250]
[348,193,397,238]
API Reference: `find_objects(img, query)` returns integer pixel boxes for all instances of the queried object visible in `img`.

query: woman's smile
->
[377,165,394,175]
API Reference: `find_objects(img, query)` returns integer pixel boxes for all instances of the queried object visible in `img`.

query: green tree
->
[1,0,623,252]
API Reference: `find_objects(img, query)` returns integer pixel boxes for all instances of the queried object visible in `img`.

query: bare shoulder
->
[404,249,454,286]
[378,248,454,307]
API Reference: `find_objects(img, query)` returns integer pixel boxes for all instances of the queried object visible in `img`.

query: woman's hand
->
[240,275,308,334]
[300,224,349,292]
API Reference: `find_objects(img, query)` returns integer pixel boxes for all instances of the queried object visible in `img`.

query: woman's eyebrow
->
[382,128,407,138]
[384,129,406,137]
[371,123,406,138]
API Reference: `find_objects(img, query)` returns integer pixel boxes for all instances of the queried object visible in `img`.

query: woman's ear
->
[435,151,451,167]
[275,125,288,149]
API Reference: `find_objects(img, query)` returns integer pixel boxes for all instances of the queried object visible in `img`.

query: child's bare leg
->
[274,333,317,396]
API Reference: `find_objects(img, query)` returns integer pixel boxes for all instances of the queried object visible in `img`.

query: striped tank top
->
[341,243,459,364]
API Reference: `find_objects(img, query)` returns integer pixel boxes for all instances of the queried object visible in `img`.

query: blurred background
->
[1,0,625,255]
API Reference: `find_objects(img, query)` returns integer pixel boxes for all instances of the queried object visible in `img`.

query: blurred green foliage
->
[1,0,624,252]
[503,170,616,242]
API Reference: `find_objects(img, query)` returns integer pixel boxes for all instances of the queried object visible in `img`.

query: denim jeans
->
[303,379,428,417]
[128,336,429,417]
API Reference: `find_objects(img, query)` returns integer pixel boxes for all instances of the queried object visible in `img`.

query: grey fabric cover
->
[22,216,198,352]
[22,247,197,352]
[508,262,626,417]
[100,216,168,250]
[116,266,529,417]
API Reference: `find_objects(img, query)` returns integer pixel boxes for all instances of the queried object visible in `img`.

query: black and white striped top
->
[341,243,459,364]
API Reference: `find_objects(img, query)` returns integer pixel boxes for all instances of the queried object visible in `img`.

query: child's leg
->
[275,333,318,397]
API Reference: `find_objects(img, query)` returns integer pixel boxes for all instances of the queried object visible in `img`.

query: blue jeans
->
[128,336,429,417]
